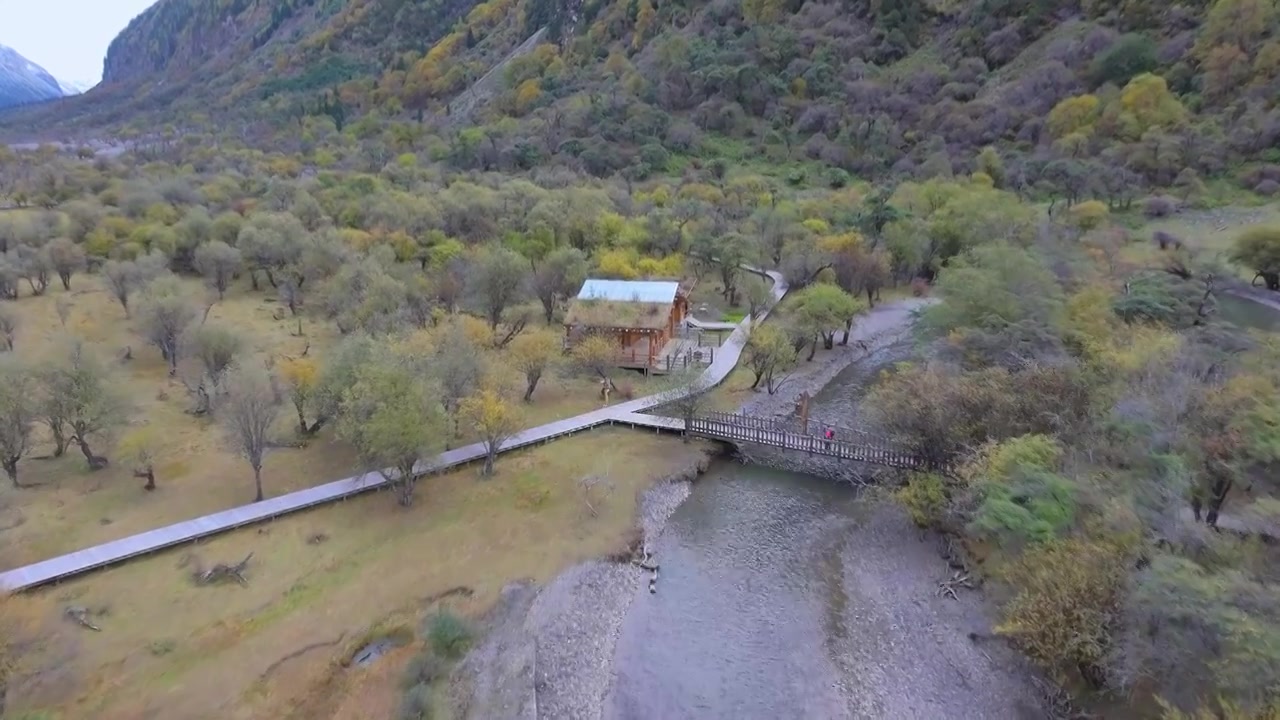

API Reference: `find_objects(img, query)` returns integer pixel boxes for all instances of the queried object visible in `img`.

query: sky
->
[3,0,158,85]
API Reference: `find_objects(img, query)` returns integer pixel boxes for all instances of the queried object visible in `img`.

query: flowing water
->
[604,462,1045,720]
[607,464,858,719]
[1220,294,1280,332]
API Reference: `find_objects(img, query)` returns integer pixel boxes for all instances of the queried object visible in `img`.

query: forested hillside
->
[6,0,1280,199]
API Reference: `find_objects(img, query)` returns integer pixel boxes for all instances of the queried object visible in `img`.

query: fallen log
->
[64,606,101,631]
[195,552,253,586]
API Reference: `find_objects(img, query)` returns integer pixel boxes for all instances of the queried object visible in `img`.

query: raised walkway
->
[0,270,788,591]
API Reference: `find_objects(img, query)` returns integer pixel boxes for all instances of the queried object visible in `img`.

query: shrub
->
[910,277,930,297]
[995,538,1129,681]
[1069,200,1109,230]
[1089,33,1157,87]
[897,473,949,528]
[1256,179,1280,196]
[398,682,434,720]
[1153,230,1183,251]
[426,611,473,659]
[401,652,447,691]
[1143,195,1179,218]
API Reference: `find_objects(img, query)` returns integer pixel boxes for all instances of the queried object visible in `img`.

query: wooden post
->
[795,392,811,435]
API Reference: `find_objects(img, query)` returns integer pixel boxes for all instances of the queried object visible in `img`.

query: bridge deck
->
[687,416,929,469]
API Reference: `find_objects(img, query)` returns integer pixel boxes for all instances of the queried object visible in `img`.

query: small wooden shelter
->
[564,279,691,368]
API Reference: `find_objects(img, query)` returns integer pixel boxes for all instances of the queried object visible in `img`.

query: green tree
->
[0,357,37,487]
[193,240,242,300]
[42,339,127,469]
[137,276,200,377]
[532,247,589,323]
[468,245,530,330]
[508,328,562,402]
[339,351,447,505]
[923,244,1065,366]
[743,324,799,394]
[790,284,859,359]
[1112,554,1280,712]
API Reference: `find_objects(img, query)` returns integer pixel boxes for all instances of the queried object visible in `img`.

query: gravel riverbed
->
[455,298,1047,720]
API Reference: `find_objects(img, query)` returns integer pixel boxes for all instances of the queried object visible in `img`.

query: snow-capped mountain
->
[0,44,66,108]
[57,78,96,96]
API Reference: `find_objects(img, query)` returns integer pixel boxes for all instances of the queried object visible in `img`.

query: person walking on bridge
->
[823,426,834,450]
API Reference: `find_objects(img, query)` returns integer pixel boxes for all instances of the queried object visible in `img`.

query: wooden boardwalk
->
[0,269,789,592]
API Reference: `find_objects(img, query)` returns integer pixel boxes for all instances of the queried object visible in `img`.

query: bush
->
[426,611,473,659]
[1089,33,1157,87]
[401,652,447,691]
[826,168,850,189]
[996,538,1129,681]
[1069,200,1109,230]
[910,277,930,297]
[398,682,434,720]
[897,473,949,528]
[1256,179,1280,197]
[1143,195,1179,218]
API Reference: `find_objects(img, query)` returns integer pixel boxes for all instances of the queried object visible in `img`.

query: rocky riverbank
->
[451,453,714,720]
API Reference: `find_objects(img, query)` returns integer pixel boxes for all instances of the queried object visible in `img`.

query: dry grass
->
[1118,205,1280,277]
[6,429,712,720]
[563,297,672,330]
[0,275,664,567]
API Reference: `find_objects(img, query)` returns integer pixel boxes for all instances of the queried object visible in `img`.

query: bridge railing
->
[687,413,938,471]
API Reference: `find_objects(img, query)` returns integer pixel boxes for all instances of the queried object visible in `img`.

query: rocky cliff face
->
[102,0,275,84]
[0,45,65,109]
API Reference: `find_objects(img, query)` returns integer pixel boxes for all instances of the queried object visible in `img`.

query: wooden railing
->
[687,413,935,470]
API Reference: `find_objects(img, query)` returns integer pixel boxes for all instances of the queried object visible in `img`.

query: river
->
[604,463,1045,720]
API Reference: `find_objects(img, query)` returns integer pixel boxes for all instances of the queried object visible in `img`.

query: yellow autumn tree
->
[596,248,641,279]
[1118,73,1186,138]
[513,79,542,115]
[278,357,320,435]
[1046,94,1100,138]
[460,385,524,476]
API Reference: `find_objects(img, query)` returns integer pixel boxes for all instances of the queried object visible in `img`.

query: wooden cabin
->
[563,279,692,368]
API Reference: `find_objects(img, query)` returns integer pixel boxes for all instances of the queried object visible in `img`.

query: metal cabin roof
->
[575,279,680,304]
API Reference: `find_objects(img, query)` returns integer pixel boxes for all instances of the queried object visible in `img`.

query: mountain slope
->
[0,44,65,109]
[6,0,1280,200]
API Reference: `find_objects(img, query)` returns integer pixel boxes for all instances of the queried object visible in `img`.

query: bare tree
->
[656,367,714,442]
[46,238,86,291]
[137,276,199,376]
[218,360,281,502]
[193,240,242,300]
[0,357,37,487]
[11,245,51,297]
[54,295,72,327]
[431,323,484,445]
[0,306,15,351]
